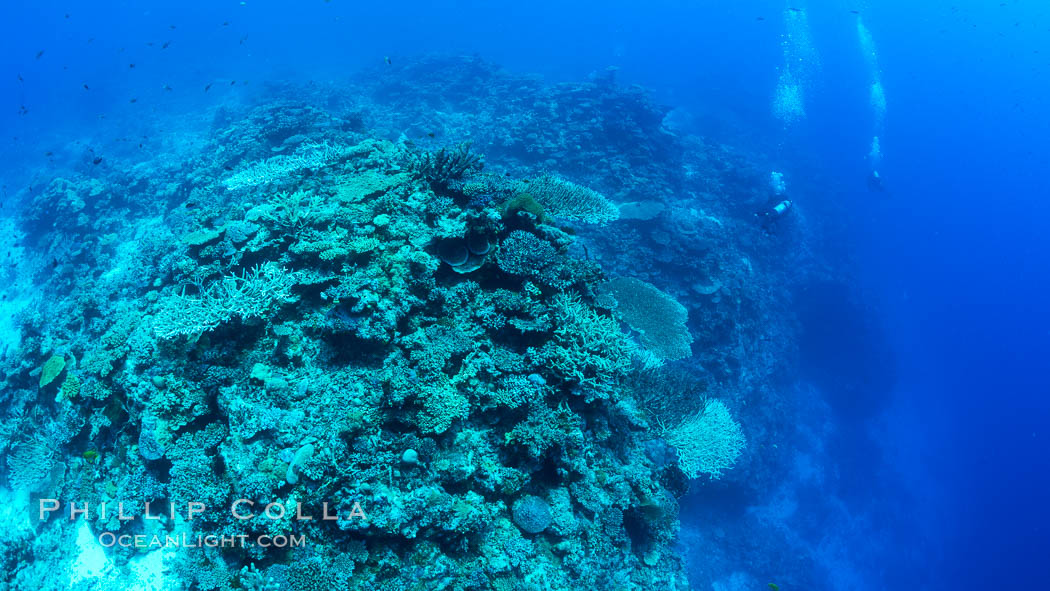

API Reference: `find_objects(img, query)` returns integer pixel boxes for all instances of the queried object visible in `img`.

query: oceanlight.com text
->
[97,532,306,549]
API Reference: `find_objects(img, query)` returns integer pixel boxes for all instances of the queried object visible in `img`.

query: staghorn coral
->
[263,190,318,234]
[536,292,634,400]
[223,141,354,190]
[152,263,298,339]
[414,141,483,186]
[661,399,746,480]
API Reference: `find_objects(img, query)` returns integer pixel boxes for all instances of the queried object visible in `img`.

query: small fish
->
[35,50,44,59]
[756,16,765,20]
[138,143,143,148]
[170,24,177,29]
[163,84,173,91]
[427,132,435,138]
[17,74,23,82]
[384,56,391,65]
[83,84,89,90]
[787,7,802,12]
[223,165,233,171]
[45,151,53,157]
[204,83,213,92]
[231,80,236,85]
[239,35,248,44]
[92,156,103,165]
[18,105,28,115]
[850,9,860,14]
[65,13,70,18]
[223,21,230,26]
[129,63,136,68]
[147,42,155,47]
[51,258,59,269]
[87,37,95,43]
[162,41,171,49]
[129,98,137,103]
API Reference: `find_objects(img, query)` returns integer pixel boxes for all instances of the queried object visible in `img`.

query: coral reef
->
[0,56,822,590]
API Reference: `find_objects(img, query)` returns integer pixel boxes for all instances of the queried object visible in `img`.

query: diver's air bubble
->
[857,17,886,127]
[773,70,806,124]
[858,17,886,171]
[770,171,787,196]
[773,4,820,126]
[856,18,879,75]
[870,81,886,123]
[869,136,882,167]
[783,7,821,81]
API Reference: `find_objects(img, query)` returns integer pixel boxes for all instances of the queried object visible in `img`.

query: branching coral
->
[153,263,298,339]
[418,382,471,434]
[414,142,483,186]
[538,292,633,399]
[240,564,280,591]
[223,141,352,190]
[661,398,746,479]
[264,190,318,234]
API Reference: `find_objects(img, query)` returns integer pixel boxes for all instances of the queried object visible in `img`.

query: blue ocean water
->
[1,1,1047,589]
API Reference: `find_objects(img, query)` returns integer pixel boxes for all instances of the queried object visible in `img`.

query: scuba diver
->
[867,169,885,192]
[757,171,793,234]
[867,137,885,193]
[756,198,793,234]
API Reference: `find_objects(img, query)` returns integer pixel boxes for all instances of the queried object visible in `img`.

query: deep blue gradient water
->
[3,1,1048,588]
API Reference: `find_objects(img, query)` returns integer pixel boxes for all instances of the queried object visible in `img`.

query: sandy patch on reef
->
[70,520,116,586]
[0,487,33,532]
[68,519,178,590]
[0,216,30,359]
